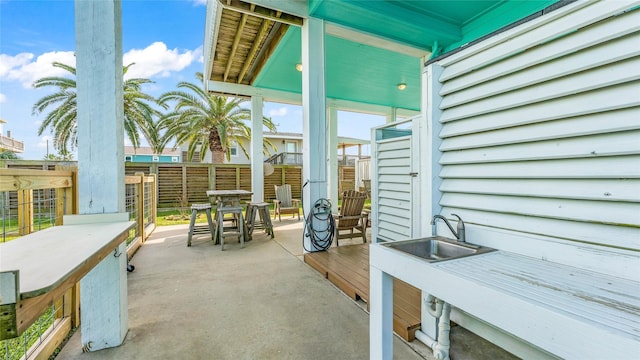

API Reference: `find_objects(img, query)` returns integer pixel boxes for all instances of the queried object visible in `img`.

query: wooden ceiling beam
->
[223,5,251,82]
[238,17,272,84]
[219,0,303,27]
[249,22,289,86]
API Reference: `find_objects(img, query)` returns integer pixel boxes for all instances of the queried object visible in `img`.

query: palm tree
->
[32,62,166,154]
[158,72,277,163]
[142,118,173,155]
[43,151,74,161]
[0,151,19,160]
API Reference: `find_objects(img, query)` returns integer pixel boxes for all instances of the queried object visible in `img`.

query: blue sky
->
[0,0,383,160]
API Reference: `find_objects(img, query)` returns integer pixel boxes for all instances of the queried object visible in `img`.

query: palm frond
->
[33,61,162,152]
[157,72,281,163]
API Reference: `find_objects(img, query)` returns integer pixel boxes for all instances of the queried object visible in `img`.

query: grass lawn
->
[156,205,275,226]
[155,199,371,226]
[0,307,55,360]
[156,209,201,226]
[1,216,57,243]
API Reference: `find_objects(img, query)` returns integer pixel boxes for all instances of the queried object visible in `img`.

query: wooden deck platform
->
[304,244,421,341]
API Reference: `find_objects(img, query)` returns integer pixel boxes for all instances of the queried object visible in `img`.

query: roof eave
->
[203,0,223,91]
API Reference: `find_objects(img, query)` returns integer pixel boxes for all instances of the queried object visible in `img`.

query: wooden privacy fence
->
[124,172,158,254]
[124,163,305,207]
[1,160,356,209]
[0,168,77,238]
[0,167,157,360]
[0,166,157,247]
[124,162,356,208]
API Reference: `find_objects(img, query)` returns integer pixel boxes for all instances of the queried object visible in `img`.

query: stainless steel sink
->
[382,236,495,262]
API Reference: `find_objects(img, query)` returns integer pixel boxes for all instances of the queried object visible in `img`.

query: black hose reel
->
[302,181,335,252]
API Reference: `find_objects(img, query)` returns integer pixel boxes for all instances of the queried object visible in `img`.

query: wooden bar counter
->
[0,214,134,339]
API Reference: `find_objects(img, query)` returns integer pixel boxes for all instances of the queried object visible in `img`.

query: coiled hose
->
[302,181,335,252]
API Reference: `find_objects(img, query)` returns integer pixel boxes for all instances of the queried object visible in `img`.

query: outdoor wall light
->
[397,83,407,90]
[295,63,303,72]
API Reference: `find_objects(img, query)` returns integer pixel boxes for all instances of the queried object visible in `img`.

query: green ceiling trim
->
[251,0,562,110]
[324,35,421,110]
[253,27,421,111]
[446,0,559,52]
[308,0,560,54]
[252,27,302,93]
[309,0,460,50]
[308,0,323,16]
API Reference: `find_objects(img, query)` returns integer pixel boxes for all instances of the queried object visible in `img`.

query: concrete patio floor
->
[57,218,517,360]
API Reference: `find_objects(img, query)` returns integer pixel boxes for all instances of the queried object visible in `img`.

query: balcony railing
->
[265,152,303,165]
[0,135,24,153]
[338,155,370,166]
[265,152,369,166]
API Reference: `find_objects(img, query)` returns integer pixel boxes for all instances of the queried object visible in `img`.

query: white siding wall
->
[432,1,640,281]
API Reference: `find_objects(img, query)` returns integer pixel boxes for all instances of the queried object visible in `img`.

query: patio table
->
[206,190,253,243]
[206,189,253,207]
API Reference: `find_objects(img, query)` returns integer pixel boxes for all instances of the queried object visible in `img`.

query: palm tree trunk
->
[209,131,226,164]
[211,151,225,164]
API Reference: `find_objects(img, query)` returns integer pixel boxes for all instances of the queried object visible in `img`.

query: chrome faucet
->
[431,214,466,242]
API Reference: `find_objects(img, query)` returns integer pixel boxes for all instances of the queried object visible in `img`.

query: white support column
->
[251,95,264,202]
[342,144,347,165]
[75,0,127,351]
[420,62,445,340]
[302,17,328,252]
[385,107,397,123]
[328,106,338,213]
[370,126,379,242]
[370,266,393,359]
[423,63,445,237]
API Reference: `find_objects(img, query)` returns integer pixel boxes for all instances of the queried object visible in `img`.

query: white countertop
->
[0,218,134,299]
[369,242,640,358]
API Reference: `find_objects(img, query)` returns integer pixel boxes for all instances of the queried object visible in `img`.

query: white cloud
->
[269,107,288,117]
[0,51,76,88]
[0,93,6,103]
[0,42,201,88]
[123,42,202,79]
[0,53,33,77]
[192,0,207,6]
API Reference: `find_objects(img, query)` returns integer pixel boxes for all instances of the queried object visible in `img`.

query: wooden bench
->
[370,246,640,359]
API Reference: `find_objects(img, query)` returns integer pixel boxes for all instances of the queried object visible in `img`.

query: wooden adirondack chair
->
[273,184,301,221]
[333,190,368,246]
[362,179,371,199]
